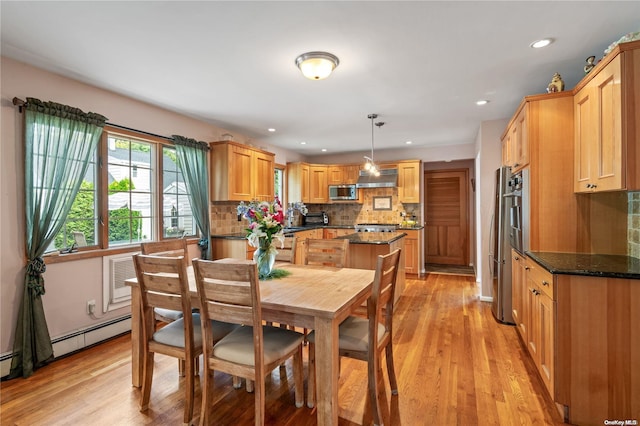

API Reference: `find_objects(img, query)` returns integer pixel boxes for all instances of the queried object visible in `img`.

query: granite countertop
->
[336,231,407,245]
[526,251,640,280]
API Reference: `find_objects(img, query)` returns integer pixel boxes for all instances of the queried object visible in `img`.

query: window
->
[274,165,284,203]
[51,127,199,252]
[107,135,154,245]
[162,146,196,238]
[53,156,98,250]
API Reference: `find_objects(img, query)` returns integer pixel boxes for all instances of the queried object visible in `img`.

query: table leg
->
[130,285,143,387]
[314,317,339,425]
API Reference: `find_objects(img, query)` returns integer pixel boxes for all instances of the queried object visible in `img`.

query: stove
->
[354,223,398,233]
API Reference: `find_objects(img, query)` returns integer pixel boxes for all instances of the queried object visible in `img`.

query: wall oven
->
[507,169,529,255]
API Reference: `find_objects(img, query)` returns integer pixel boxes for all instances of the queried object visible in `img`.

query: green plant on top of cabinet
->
[573,39,640,193]
[209,141,274,202]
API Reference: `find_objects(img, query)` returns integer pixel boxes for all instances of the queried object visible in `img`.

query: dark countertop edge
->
[526,251,640,280]
[397,226,424,230]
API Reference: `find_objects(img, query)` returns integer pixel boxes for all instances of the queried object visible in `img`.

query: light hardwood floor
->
[0,274,565,425]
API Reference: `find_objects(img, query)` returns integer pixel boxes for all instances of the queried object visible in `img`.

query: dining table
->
[125,260,375,426]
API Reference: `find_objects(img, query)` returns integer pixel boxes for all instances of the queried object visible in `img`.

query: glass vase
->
[253,238,277,278]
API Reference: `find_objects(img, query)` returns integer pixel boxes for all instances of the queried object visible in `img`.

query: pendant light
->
[364,114,384,176]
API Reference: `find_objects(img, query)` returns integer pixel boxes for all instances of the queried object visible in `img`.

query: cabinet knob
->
[542,280,549,286]
[525,266,530,271]
[514,256,520,261]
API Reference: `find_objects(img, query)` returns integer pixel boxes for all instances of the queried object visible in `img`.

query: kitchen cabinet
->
[573,40,640,193]
[503,92,577,253]
[323,228,354,239]
[287,162,310,203]
[402,229,422,275]
[511,249,527,341]
[292,228,323,264]
[308,165,328,203]
[209,141,274,202]
[212,237,254,260]
[397,160,421,203]
[501,104,529,172]
[524,257,555,397]
[327,166,343,185]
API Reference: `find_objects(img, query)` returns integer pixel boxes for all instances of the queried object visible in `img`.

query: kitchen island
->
[336,231,406,302]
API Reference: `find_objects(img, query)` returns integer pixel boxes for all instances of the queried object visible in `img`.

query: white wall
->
[474,119,509,299]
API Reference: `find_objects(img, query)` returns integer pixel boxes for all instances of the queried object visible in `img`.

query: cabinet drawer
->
[526,259,554,299]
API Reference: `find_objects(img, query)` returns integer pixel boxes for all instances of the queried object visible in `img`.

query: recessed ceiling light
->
[300,141,306,145]
[476,100,489,106]
[405,140,413,145]
[321,148,327,152]
[530,38,554,49]
[268,128,276,132]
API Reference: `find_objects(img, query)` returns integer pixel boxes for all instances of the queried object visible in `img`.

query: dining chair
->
[275,236,296,263]
[132,253,201,426]
[304,238,349,268]
[141,239,191,324]
[193,258,305,426]
[306,248,402,426]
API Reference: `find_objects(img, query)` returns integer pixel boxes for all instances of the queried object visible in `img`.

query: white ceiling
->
[2,1,639,157]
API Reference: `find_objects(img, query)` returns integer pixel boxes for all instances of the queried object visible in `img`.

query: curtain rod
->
[12,97,173,142]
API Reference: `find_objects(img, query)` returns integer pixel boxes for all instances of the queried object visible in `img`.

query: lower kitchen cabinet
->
[402,229,422,275]
[517,256,639,425]
[292,229,323,264]
[511,249,527,341]
[212,238,253,260]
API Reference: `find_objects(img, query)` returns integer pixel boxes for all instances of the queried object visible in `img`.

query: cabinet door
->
[343,165,360,184]
[309,165,328,203]
[404,236,418,274]
[538,292,555,396]
[229,145,254,201]
[574,55,623,192]
[253,151,275,201]
[398,161,420,203]
[513,105,529,171]
[327,166,343,185]
[502,132,513,167]
[527,280,540,365]
[511,250,524,337]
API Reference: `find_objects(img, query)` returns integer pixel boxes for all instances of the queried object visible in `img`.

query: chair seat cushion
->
[307,316,386,352]
[154,307,183,321]
[153,314,238,348]
[213,326,303,366]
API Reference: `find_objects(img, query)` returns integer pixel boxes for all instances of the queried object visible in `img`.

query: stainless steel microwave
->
[328,184,357,200]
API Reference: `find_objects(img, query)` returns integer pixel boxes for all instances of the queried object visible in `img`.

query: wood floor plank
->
[0,273,565,425]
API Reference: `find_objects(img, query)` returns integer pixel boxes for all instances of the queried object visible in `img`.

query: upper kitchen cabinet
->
[574,40,640,193]
[397,160,421,203]
[209,141,274,202]
[327,164,360,185]
[501,103,529,172]
[308,165,328,203]
[287,162,310,203]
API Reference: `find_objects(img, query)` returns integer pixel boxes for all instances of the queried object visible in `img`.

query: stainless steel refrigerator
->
[489,166,514,324]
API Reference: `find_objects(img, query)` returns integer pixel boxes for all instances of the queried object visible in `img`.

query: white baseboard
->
[1,315,130,378]
[479,295,493,303]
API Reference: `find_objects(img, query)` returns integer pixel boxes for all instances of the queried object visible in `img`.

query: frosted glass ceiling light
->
[295,51,339,80]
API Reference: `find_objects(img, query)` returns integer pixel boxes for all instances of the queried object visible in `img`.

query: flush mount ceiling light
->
[295,51,339,80]
[530,38,554,49]
[476,100,489,106]
[363,113,384,177]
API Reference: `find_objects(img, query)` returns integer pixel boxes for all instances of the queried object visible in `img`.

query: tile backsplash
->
[210,187,420,235]
[629,192,640,259]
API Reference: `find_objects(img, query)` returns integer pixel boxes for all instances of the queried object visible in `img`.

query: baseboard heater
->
[0,315,131,379]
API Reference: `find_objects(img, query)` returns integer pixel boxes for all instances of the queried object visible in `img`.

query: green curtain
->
[9,98,107,378]
[172,135,211,259]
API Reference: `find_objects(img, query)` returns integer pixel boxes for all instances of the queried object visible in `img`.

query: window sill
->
[43,238,199,264]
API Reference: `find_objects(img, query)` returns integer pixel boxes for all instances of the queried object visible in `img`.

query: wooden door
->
[424,169,469,265]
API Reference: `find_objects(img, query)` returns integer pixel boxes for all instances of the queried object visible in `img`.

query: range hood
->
[356,168,398,188]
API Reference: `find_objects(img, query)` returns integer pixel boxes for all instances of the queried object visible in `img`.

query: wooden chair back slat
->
[275,237,297,263]
[141,239,191,265]
[304,238,349,268]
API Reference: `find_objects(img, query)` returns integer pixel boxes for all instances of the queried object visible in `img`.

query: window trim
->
[44,125,199,264]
